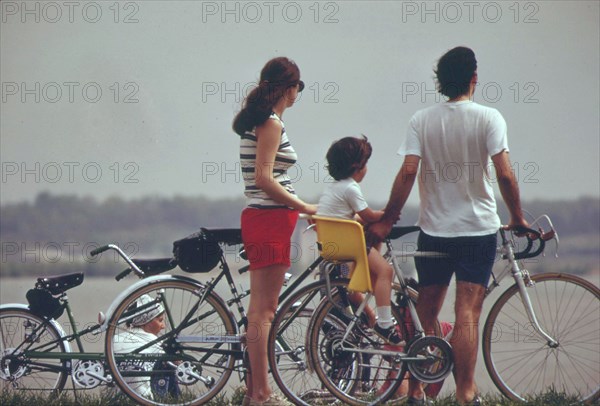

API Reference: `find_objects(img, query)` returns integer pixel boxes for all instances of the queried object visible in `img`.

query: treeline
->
[0,192,598,277]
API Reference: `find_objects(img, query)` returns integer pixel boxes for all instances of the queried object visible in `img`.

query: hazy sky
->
[1,1,599,207]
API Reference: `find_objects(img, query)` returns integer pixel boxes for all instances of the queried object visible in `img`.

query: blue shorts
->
[415,232,497,287]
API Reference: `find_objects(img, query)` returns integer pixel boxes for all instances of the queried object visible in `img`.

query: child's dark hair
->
[326,136,372,181]
[434,46,477,99]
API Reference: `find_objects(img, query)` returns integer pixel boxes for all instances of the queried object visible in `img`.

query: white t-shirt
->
[317,178,368,219]
[113,328,163,399]
[399,100,508,237]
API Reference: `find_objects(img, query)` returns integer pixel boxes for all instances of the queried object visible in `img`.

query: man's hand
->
[366,220,394,246]
[502,218,531,237]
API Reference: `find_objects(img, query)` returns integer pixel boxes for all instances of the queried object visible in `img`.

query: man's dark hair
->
[435,46,477,99]
[326,136,372,181]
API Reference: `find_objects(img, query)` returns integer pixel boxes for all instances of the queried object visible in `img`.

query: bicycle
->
[481,218,599,404]
[0,255,177,396]
[274,214,599,405]
[267,216,452,406]
[97,224,339,406]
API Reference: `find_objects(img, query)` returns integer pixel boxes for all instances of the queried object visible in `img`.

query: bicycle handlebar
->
[115,268,133,281]
[503,226,547,260]
[89,243,146,278]
[90,245,111,257]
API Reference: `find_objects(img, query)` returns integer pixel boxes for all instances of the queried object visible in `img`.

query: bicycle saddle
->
[36,272,84,295]
[132,258,177,276]
[200,228,242,245]
[388,226,421,240]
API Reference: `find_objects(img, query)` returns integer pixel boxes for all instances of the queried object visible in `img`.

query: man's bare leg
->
[452,281,485,404]
[407,284,448,400]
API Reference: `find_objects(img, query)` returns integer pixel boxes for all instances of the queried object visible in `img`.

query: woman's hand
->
[300,203,318,215]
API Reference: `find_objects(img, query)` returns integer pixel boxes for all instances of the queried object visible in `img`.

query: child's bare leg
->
[349,291,377,327]
[368,249,394,327]
[369,249,393,306]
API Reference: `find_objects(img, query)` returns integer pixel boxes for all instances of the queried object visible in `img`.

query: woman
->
[233,57,317,405]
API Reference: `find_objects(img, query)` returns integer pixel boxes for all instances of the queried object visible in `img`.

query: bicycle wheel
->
[483,273,600,404]
[105,279,237,406]
[304,279,413,406]
[268,278,356,405]
[0,307,68,394]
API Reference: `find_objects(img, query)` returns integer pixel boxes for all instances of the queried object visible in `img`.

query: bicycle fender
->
[99,275,206,333]
[0,303,73,355]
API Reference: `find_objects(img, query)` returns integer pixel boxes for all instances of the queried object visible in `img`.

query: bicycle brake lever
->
[303,223,316,233]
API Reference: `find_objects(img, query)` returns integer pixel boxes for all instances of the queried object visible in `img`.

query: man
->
[368,46,528,405]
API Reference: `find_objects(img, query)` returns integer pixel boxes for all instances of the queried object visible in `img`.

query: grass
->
[0,387,586,406]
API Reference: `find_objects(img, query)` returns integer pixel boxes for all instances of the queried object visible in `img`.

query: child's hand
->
[372,210,385,222]
[357,208,384,224]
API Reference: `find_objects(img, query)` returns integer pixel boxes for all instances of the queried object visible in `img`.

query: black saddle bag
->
[26,289,64,319]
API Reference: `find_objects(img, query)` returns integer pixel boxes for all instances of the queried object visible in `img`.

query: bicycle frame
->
[98,240,326,378]
[0,298,112,385]
[381,220,560,347]
[320,241,450,363]
[484,229,558,346]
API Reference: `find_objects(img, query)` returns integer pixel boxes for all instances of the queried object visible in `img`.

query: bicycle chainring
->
[175,361,203,386]
[406,336,453,384]
[72,360,107,388]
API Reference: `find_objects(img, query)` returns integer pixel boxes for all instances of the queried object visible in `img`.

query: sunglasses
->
[297,80,305,92]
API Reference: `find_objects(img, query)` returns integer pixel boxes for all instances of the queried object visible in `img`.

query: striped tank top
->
[240,112,298,208]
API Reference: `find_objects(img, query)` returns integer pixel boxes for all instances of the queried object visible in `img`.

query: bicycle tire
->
[307,278,408,405]
[285,278,432,406]
[104,279,237,406]
[0,307,68,394]
[482,273,600,404]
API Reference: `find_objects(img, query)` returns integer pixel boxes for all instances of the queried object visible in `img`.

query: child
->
[317,135,401,344]
[113,295,180,399]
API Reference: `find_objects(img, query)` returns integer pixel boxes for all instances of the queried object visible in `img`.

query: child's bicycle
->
[267,217,451,406]
[0,252,178,396]
[272,214,599,405]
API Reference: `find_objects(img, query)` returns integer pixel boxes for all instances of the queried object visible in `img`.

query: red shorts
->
[241,208,299,270]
